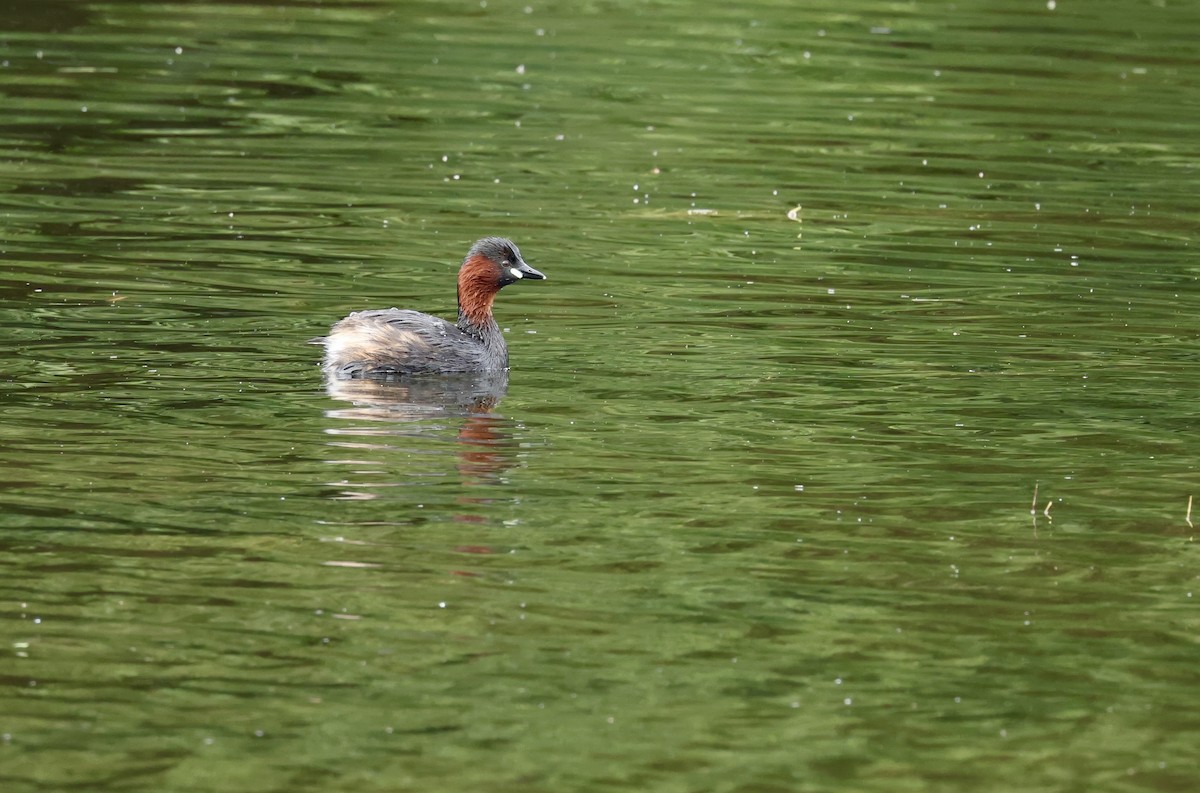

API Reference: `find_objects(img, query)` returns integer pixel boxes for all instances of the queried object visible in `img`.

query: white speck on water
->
[438,601,446,609]
[1047,0,1056,8]
[515,64,525,74]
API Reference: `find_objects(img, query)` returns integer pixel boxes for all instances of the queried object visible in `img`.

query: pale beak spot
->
[509,267,523,279]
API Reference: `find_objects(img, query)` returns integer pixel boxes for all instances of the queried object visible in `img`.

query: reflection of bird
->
[311,237,545,379]
[320,372,514,500]
[322,371,509,422]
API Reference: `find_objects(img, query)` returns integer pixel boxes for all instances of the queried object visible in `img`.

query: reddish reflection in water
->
[317,371,521,577]
[320,371,515,496]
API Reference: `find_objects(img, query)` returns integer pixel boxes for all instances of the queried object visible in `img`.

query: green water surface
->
[2,1,1199,791]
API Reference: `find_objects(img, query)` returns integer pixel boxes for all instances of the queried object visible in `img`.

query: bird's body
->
[313,237,545,379]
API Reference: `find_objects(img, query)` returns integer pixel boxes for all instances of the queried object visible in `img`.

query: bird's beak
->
[516,259,545,280]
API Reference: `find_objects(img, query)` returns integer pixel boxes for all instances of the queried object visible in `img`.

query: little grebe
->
[314,237,545,379]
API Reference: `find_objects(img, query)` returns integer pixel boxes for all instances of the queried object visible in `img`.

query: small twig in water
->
[1031,483,1039,515]
[1187,495,1194,529]
[1043,500,1053,518]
